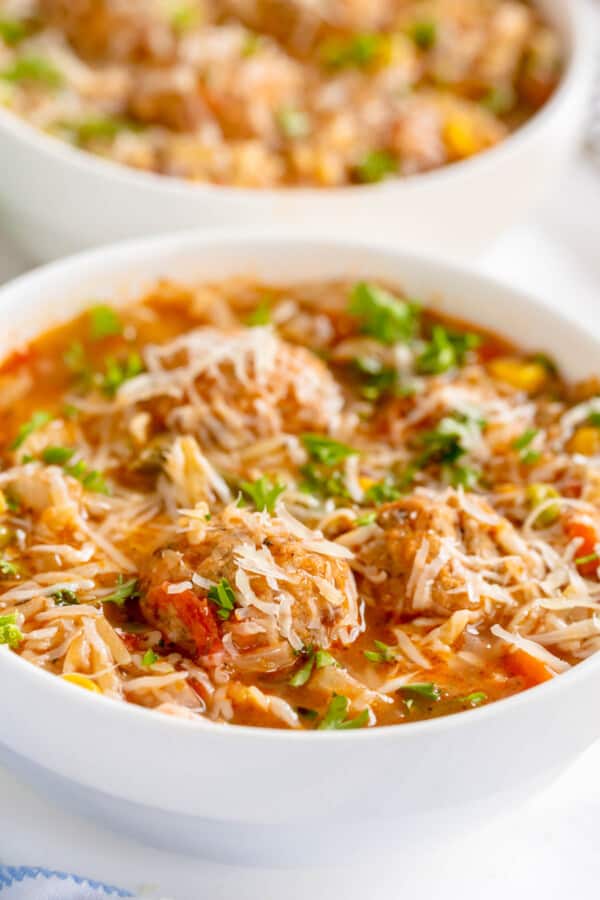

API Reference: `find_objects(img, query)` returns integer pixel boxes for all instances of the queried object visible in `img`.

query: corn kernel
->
[0,492,6,516]
[444,116,480,158]
[567,426,600,457]
[359,476,377,491]
[62,673,102,693]
[526,483,560,528]
[488,358,547,392]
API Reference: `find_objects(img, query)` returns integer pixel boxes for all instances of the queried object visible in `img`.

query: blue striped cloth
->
[0,867,132,898]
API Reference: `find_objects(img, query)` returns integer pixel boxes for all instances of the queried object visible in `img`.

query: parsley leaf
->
[65,460,110,494]
[90,305,122,340]
[0,557,18,577]
[354,356,398,400]
[289,646,336,686]
[64,342,92,389]
[355,511,377,527]
[142,649,158,666]
[512,428,541,464]
[409,20,437,49]
[0,18,29,45]
[42,446,75,465]
[101,352,143,397]
[317,694,370,730]
[245,300,272,326]
[355,150,397,184]
[301,434,357,466]
[52,589,79,606]
[462,691,487,707]
[300,464,350,500]
[417,325,480,375]
[207,578,236,620]
[349,282,420,345]
[363,478,401,504]
[1,55,63,87]
[240,475,286,514]
[400,682,441,701]
[0,613,22,648]
[10,410,52,450]
[103,576,139,607]
[363,639,397,664]
[320,33,385,69]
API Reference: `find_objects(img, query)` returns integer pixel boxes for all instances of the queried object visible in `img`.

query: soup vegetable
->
[0,0,561,187]
[0,278,598,730]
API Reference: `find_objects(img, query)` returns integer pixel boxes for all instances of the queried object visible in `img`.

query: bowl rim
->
[0,0,590,201]
[1,226,600,745]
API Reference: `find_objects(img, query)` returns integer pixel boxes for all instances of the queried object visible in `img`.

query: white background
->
[0,48,599,900]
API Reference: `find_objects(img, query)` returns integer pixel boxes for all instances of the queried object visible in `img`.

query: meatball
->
[116,326,346,451]
[139,504,363,671]
[38,0,177,62]
[355,489,539,616]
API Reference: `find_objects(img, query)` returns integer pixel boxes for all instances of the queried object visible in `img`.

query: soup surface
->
[0,278,598,730]
[0,0,562,187]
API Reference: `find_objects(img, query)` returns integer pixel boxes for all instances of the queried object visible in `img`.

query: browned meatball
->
[140,504,363,671]
[355,489,538,616]
[116,327,346,451]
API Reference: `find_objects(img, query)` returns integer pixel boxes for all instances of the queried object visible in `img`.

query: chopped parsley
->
[355,511,377,527]
[297,706,319,721]
[90,305,123,340]
[349,282,420,345]
[101,352,144,397]
[240,475,286,515]
[417,325,480,375]
[363,478,401,504]
[480,85,515,116]
[317,694,370,730]
[512,428,540,464]
[63,116,137,145]
[363,640,397,664]
[354,356,397,400]
[320,33,385,69]
[245,299,272,326]
[142,649,158,666]
[65,460,109,494]
[277,106,310,139]
[207,578,236,620]
[170,3,202,33]
[409,20,437,50]
[102,576,139,607]
[588,412,600,428]
[410,413,483,489]
[52,589,79,606]
[0,613,22,648]
[1,55,63,87]
[0,557,18,578]
[10,410,52,450]
[400,682,441,701]
[0,18,29,45]
[301,434,357,466]
[575,553,599,567]
[355,150,397,184]
[462,691,487,707]
[299,464,350,500]
[42,446,75,465]
[64,341,92,389]
[289,646,336,687]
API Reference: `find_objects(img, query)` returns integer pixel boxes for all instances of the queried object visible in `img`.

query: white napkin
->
[0,867,132,898]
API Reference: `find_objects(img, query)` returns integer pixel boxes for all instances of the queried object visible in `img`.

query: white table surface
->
[0,147,600,899]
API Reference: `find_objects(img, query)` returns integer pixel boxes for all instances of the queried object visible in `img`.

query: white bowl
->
[0,0,592,264]
[0,230,600,864]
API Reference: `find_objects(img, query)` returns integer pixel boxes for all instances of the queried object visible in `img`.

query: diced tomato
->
[476,341,505,364]
[505,648,555,687]
[0,347,35,373]
[563,516,599,577]
[145,583,222,659]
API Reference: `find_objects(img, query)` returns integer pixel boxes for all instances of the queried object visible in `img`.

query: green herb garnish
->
[363,639,397,664]
[52,589,79,606]
[63,116,136,145]
[301,434,357,466]
[0,557,18,577]
[355,511,377,527]
[10,410,52,450]
[320,33,385,69]
[0,18,29,45]
[42,446,75,465]
[355,150,397,184]
[409,20,437,50]
[245,299,272,326]
[103,576,139,607]
[65,460,109,494]
[354,356,398,400]
[575,553,600,567]
[101,352,143,397]
[417,325,480,375]
[349,282,420,345]
[317,694,370,730]
[142,649,158,666]
[299,464,350,500]
[1,55,62,87]
[90,305,123,340]
[363,478,401,504]
[277,107,310,139]
[462,691,487,706]
[207,578,236,621]
[0,613,22,648]
[170,3,201,33]
[512,428,541,464]
[240,475,286,515]
[289,646,336,686]
[400,682,441,701]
